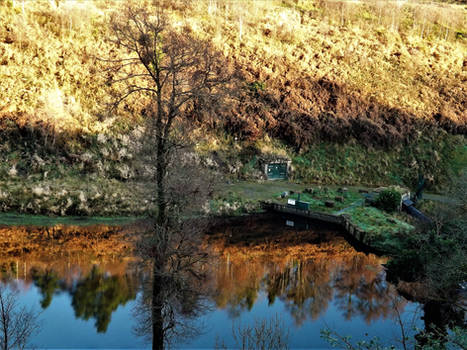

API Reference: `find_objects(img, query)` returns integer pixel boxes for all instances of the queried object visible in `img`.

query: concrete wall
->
[264,203,371,245]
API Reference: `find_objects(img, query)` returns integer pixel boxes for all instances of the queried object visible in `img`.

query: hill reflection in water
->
[207,215,404,326]
[0,216,420,348]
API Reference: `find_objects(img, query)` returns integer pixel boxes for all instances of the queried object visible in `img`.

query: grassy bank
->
[1,0,466,138]
[0,0,465,216]
[198,132,466,189]
[1,135,464,216]
[0,212,139,227]
[0,132,464,216]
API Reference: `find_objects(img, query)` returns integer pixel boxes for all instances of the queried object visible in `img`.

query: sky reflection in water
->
[0,216,423,349]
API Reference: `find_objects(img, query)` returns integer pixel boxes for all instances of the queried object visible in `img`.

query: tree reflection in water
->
[332,254,404,323]
[0,258,141,339]
[27,264,140,333]
[0,217,463,348]
[71,266,138,333]
[133,219,213,349]
[31,269,60,309]
[209,222,404,327]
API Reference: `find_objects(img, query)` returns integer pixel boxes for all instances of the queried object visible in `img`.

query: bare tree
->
[107,5,234,227]
[106,6,234,349]
[231,315,289,350]
[0,285,40,350]
[133,217,214,350]
[132,148,217,350]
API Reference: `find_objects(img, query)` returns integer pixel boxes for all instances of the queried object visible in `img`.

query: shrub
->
[375,188,401,212]
[247,81,265,94]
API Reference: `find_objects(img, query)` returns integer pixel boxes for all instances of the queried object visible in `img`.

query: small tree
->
[232,315,289,350]
[0,285,40,350]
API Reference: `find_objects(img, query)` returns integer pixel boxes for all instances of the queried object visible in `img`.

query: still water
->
[0,215,425,349]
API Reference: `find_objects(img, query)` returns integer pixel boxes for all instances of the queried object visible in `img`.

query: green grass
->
[210,190,262,216]
[0,212,139,227]
[291,134,466,190]
[256,182,416,243]
[198,133,465,191]
[222,181,306,201]
[344,206,414,240]
[224,181,414,240]
[282,188,362,213]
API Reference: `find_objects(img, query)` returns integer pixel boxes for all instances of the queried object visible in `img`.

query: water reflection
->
[31,269,60,309]
[133,219,213,349]
[0,222,142,337]
[71,266,137,332]
[0,216,461,348]
[210,234,403,326]
[3,264,140,334]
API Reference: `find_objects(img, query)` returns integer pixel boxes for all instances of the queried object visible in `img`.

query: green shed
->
[261,157,291,180]
[266,163,288,179]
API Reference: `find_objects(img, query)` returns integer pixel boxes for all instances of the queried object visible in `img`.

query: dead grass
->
[222,1,465,143]
[0,0,133,135]
[0,0,465,141]
[0,0,465,202]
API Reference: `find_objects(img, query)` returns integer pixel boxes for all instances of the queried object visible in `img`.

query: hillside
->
[0,0,466,215]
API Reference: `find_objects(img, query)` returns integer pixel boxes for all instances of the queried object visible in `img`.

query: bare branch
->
[0,286,40,350]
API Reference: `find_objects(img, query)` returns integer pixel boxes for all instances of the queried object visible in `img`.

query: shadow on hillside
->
[226,71,466,151]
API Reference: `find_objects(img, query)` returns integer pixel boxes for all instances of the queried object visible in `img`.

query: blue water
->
[8,281,145,349]
[5,272,423,349]
[11,286,422,349]
[32,292,143,349]
[180,292,422,349]
[0,218,426,349]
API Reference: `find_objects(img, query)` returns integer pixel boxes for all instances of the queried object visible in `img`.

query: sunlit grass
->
[0,0,465,217]
[0,0,465,134]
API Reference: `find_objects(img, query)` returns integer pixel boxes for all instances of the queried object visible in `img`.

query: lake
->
[0,214,427,349]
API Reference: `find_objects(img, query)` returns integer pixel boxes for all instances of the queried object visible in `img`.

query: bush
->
[247,81,266,96]
[375,188,401,212]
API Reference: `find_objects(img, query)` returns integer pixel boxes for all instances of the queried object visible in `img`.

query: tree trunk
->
[152,263,165,350]
[0,292,7,350]
[155,136,167,227]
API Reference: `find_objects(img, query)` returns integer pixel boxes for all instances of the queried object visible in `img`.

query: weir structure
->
[261,202,371,245]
